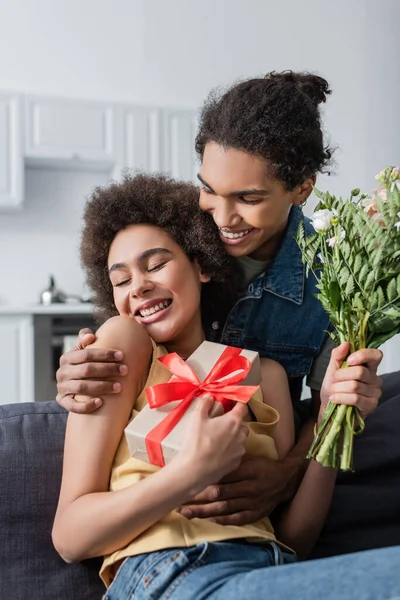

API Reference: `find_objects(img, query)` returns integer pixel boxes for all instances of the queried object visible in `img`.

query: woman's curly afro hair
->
[80,172,240,329]
[196,70,335,189]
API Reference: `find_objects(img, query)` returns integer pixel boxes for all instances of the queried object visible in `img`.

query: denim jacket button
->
[248,283,254,294]
[211,321,220,330]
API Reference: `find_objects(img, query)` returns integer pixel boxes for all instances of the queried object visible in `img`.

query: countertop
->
[0,303,94,315]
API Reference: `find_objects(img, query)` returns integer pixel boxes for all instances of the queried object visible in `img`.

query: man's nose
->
[212,198,241,228]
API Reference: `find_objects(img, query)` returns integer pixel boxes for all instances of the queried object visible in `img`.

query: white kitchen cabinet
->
[24,96,118,167]
[115,105,162,177]
[0,315,34,405]
[0,94,23,209]
[162,109,199,184]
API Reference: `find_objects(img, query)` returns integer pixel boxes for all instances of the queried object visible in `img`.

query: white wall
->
[0,0,399,371]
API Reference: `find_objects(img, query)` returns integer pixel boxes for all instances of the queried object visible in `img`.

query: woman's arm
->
[259,358,295,459]
[52,315,248,563]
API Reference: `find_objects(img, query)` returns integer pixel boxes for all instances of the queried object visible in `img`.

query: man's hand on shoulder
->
[56,328,128,414]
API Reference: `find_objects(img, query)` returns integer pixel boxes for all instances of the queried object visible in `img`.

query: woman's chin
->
[144,322,177,345]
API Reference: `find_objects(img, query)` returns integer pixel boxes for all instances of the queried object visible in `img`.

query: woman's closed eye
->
[113,278,131,288]
[147,260,169,273]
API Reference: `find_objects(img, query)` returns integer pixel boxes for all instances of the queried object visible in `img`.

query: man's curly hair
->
[195,71,334,189]
[80,173,240,330]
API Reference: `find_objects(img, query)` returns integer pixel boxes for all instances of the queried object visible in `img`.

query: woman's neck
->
[164,318,205,360]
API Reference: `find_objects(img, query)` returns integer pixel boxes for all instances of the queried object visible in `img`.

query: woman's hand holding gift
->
[174,396,249,496]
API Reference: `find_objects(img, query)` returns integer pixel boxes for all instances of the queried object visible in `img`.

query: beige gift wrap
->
[124,341,261,467]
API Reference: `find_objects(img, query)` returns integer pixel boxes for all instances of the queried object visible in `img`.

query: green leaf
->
[386,278,397,302]
[345,275,355,297]
[329,280,341,311]
[352,292,364,310]
[377,286,386,308]
[313,187,325,200]
[365,270,376,291]
[352,253,363,276]
[358,263,370,286]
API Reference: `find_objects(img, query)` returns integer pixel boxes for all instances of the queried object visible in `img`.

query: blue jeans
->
[103,541,400,600]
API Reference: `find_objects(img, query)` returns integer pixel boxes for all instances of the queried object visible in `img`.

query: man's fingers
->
[56,394,102,414]
[75,361,128,380]
[77,331,96,350]
[213,510,263,527]
[333,365,382,388]
[186,480,256,505]
[218,455,261,484]
[329,392,381,418]
[180,496,253,519]
[329,379,376,398]
[59,347,125,367]
[347,348,383,373]
[326,342,350,374]
[57,378,121,397]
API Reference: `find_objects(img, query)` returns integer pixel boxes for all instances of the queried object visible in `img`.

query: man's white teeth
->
[220,228,252,239]
[139,301,170,317]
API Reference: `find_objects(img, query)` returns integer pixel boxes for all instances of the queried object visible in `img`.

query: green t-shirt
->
[237,255,271,286]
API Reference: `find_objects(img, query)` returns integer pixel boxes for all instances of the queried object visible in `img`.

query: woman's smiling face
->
[198,142,311,261]
[108,224,209,351]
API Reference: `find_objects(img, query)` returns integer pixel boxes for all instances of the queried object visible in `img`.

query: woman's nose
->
[130,275,154,298]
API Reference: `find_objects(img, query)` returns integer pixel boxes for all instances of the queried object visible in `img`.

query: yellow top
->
[101,344,288,586]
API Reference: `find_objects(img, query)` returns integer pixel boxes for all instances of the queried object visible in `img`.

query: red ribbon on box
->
[145,346,258,467]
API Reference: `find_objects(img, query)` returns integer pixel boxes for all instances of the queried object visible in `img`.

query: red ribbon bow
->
[145,346,258,467]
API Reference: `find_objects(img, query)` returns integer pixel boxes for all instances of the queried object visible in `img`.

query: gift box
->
[124,341,261,467]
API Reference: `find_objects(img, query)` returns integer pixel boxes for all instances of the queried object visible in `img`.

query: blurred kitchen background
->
[0,0,399,404]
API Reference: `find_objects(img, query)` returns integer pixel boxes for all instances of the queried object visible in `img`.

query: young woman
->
[52,173,399,600]
[55,72,383,527]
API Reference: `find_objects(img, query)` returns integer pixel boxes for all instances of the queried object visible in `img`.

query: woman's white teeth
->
[220,228,252,239]
[140,301,170,317]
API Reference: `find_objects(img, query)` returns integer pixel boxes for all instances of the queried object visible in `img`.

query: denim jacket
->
[206,206,332,425]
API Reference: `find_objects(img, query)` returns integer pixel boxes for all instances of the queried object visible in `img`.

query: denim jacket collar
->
[261,206,305,305]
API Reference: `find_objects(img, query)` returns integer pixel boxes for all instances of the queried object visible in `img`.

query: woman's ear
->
[200,271,211,284]
[195,260,211,283]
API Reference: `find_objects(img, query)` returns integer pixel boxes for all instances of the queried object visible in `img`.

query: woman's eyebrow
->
[108,248,172,274]
[138,248,172,262]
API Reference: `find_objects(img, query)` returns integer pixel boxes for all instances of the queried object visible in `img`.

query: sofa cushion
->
[311,371,400,558]
[0,402,104,600]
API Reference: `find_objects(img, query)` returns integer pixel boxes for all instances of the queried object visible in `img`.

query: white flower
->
[377,187,388,202]
[395,221,400,232]
[326,228,345,248]
[375,169,386,183]
[311,209,334,232]
[362,197,378,215]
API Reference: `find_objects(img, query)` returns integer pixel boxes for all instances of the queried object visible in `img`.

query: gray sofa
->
[1,372,399,600]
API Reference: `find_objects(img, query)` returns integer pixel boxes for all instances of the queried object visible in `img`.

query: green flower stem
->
[340,407,355,471]
[315,403,347,465]
[307,400,336,458]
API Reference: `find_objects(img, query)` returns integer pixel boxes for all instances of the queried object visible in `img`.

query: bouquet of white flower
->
[296,166,400,470]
